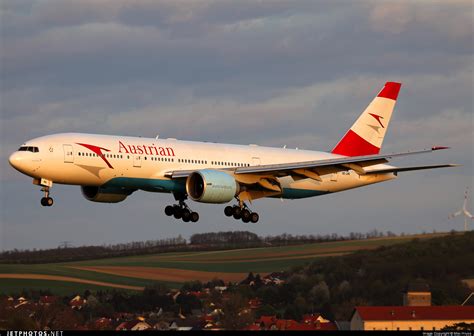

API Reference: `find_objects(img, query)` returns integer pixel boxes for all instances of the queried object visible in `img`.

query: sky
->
[0,0,472,250]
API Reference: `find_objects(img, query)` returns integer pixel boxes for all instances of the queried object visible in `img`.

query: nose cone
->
[9,152,27,173]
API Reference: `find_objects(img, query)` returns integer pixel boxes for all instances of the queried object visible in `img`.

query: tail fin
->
[332,82,401,156]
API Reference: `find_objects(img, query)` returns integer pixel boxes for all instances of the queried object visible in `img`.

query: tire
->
[241,209,251,221]
[233,213,242,220]
[233,206,242,216]
[165,205,174,216]
[224,206,233,217]
[40,197,48,206]
[173,207,182,219]
[46,197,54,206]
[250,212,259,223]
[191,212,199,222]
[182,209,191,222]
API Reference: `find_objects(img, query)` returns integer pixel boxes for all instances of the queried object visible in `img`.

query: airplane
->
[9,82,458,223]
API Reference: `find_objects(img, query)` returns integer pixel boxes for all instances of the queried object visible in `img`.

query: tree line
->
[0,229,439,264]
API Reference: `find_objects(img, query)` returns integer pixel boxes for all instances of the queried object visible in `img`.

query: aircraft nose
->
[9,152,26,172]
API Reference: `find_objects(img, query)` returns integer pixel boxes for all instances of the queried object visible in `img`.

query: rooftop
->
[354,306,474,321]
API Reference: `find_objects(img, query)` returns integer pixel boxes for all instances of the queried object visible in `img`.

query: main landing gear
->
[164,200,199,223]
[224,204,259,223]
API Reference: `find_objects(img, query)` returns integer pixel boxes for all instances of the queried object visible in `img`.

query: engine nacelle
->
[81,186,132,203]
[186,170,239,203]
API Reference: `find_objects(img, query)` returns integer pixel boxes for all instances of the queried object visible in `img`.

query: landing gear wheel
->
[41,197,53,207]
[190,212,199,222]
[232,206,242,216]
[224,206,233,217]
[241,209,251,222]
[173,206,182,219]
[165,205,174,216]
[182,209,191,222]
[250,212,259,223]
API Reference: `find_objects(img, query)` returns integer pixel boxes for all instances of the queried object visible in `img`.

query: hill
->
[0,232,451,295]
[255,231,474,320]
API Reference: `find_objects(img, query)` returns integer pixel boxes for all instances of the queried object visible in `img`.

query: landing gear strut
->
[165,200,199,222]
[224,202,259,223]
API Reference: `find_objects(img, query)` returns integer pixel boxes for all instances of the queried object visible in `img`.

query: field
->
[0,233,447,295]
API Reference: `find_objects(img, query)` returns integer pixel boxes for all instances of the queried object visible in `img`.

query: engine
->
[186,169,239,203]
[81,186,133,203]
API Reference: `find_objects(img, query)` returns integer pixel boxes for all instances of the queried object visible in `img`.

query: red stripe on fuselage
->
[331,130,380,157]
[377,82,401,100]
[76,143,114,169]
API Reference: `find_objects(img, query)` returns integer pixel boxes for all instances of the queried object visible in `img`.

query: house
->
[302,314,338,330]
[39,295,57,306]
[351,306,474,331]
[69,295,86,310]
[248,298,262,309]
[257,315,277,330]
[91,317,112,330]
[115,319,151,331]
[403,279,431,306]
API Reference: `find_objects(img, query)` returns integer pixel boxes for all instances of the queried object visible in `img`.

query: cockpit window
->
[18,146,39,153]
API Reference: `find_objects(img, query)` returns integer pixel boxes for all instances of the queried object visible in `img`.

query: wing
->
[166,146,455,179]
[365,164,460,175]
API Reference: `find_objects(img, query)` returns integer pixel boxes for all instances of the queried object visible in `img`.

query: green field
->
[0,233,446,295]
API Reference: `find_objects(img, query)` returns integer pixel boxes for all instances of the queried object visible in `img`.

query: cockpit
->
[18,146,39,153]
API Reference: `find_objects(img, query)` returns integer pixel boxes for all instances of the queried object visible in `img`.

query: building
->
[351,306,474,331]
[403,280,431,306]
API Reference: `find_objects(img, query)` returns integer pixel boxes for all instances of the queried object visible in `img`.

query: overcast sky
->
[1,0,472,250]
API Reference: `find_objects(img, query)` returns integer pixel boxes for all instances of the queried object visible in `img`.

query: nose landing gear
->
[36,178,54,207]
[224,203,259,223]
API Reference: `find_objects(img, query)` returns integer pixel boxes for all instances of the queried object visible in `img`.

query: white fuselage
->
[9,133,396,200]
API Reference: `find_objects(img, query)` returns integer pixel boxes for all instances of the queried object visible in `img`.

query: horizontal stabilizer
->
[366,164,460,175]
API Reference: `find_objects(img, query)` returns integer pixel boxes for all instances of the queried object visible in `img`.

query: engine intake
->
[186,170,239,203]
[81,186,133,203]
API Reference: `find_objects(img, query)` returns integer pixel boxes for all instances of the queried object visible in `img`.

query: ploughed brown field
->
[70,266,251,283]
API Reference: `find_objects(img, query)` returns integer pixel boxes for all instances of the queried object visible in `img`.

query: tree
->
[309,281,330,306]
[221,293,254,330]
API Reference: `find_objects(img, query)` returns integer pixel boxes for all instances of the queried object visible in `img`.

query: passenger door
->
[63,144,74,163]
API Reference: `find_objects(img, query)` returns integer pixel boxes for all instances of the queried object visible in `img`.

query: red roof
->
[39,296,57,304]
[244,324,261,330]
[257,315,277,328]
[355,306,474,321]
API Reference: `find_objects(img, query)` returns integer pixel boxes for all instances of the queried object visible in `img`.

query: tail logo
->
[76,143,114,169]
[368,113,385,128]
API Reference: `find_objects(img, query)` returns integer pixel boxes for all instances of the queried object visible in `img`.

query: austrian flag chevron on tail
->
[332,82,402,157]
